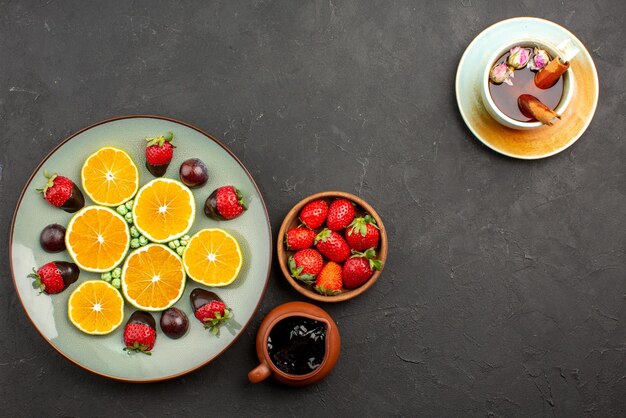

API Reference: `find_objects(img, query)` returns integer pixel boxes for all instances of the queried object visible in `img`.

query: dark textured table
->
[1,1,625,416]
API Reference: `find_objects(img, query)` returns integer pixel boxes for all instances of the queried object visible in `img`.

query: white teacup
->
[480,38,577,130]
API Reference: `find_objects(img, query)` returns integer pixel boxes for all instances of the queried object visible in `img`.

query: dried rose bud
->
[489,62,514,86]
[507,46,532,69]
[529,48,550,71]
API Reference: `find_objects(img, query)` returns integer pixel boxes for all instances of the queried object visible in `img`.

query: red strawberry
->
[28,261,80,294]
[123,311,157,355]
[345,214,380,251]
[315,261,343,295]
[37,172,84,213]
[289,249,324,283]
[285,226,316,251]
[190,288,232,335]
[315,229,351,262]
[299,199,328,229]
[342,249,383,289]
[145,131,175,177]
[326,199,356,231]
[205,185,247,220]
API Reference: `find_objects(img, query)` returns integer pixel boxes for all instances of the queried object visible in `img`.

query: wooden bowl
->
[277,191,388,302]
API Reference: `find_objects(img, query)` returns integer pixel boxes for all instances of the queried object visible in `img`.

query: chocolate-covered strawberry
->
[315,228,351,262]
[289,248,324,283]
[204,185,247,220]
[123,311,157,355]
[299,199,328,229]
[326,199,355,231]
[190,288,232,335]
[37,172,84,213]
[342,249,383,289]
[346,214,380,251]
[285,226,316,251]
[28,261,79,294]
[145,131,174,177]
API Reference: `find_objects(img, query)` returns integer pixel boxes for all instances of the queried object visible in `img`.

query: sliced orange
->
[68,280,125,335]
[81,146,139,206]
[182,228,243,287]
[66,205,130,272]
[132,178,195,243]
[121,244,186,311]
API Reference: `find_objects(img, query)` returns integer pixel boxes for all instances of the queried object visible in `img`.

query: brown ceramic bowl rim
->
[260,310,332,381]
[8,115,273,383]
[277,191,388,302]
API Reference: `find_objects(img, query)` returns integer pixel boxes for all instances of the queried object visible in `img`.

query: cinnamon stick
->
[518,94,561,126]
[534,57,569,89]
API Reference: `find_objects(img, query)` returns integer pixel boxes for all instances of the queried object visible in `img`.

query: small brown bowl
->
[277,191,388,302]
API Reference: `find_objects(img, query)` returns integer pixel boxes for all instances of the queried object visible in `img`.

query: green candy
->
[125,200,134,210]
[181,235,191,241]
[111,278,121,289]
[176,246,185,256]
[139,236,148,246]
[116,205,128,216]
[172,239,180,248]
[130,238,140,248]
[179,239,188,247]
[124,212,133,223]
[101,272,112,282]
[168,241,176,249]
[112,267,122,279]
[130,226,140,238]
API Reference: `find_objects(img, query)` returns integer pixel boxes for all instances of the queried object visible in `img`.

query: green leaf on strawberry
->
[314,285,340,296]
[288,256,315,284]
[203,308,233,335]
[351,248,383,271]
[146,131,174,147]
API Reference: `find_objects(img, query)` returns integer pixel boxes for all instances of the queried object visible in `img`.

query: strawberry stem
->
[36,172,58,195]
[234,187,247,210]
[146,131,174,147]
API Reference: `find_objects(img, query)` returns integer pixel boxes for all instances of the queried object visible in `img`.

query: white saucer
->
[455,17,599,159]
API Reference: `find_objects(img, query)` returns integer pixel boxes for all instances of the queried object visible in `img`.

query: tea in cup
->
[481,38,578,129]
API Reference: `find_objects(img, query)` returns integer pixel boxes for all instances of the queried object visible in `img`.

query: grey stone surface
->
[1,0,625,416]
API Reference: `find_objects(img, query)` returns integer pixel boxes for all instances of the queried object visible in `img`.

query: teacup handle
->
[248,361,271,383]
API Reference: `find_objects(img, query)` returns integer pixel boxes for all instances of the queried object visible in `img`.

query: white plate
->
[10,116,272,382]
[455,17,599,159]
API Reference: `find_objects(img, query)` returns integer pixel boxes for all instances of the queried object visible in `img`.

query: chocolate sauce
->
[267,316,327,375]
[60,184,85,213]
[190,288,222,312]
[146,161,168,177]
[127,310,156,329]
[489,49,564,122]
[55,261,80,287]
[204,190,223,220]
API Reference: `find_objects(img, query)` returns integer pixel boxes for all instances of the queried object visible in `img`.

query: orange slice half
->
[121,244,186,311]
[182,228,243,287]
[81,146,139,206]
[68,280,125,335]
[132,178,195,243]
[65,205,130,272]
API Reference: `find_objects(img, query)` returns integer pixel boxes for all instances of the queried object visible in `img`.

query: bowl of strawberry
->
[277,191,387,302]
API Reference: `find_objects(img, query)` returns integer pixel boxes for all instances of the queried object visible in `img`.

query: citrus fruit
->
[121,243,186,311]
[65,205,130,272]
[81,146,139,207]
[182,228,243,287]
[132,178,195,243]
[67,280,125,335]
